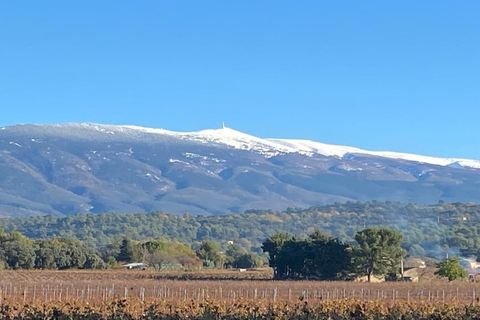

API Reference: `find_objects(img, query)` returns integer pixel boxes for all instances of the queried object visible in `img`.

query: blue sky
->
[1,1,479,159]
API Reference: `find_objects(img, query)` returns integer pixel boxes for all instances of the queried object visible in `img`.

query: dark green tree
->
[34,238,104,269]
[353,228,404,282]
[117,238,141,263]
[83,253,106,269]
[263,231,351,280]
[304,236,351,279]
[230,253,264,268]
[275,238,306,279]
[262,233,291,278]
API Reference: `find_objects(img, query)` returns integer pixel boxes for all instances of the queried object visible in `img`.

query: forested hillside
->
[2,201,479,259]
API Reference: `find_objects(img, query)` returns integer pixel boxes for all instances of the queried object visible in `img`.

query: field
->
[2,270,480,319]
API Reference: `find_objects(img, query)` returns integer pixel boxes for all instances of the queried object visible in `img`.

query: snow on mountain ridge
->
[55,123,480,169]
[271,138,480,168]
[268,139,364,157]
[124,124,294,156]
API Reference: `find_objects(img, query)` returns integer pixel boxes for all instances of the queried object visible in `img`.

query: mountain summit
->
[42,123,480,168]
[1,123,479,216]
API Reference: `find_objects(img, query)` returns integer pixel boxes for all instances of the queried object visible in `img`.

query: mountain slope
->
[0,123,479,216]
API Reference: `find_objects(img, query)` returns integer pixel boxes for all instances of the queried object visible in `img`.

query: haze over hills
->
[0,123,479,217]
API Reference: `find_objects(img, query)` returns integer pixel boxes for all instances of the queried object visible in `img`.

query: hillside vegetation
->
[2,201,479,260]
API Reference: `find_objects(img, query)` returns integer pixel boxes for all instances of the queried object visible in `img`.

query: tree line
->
[263,227,467,282]
[0,229,265,271]
[115,238,265,269]
[2,201,480,261]
[262,228,403,281]
[0,230,104,270]
[0,227,466,281]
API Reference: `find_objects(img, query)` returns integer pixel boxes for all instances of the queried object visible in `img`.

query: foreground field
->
[1,270,480,305]
[2,270,480,319]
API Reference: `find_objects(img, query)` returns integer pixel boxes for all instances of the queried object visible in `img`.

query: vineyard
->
[2,270,480,319]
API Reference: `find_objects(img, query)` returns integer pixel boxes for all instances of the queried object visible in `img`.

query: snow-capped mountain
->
[53,123,480,168]
[1,123,479,216]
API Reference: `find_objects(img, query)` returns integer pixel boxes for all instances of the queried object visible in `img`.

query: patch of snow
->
[418,169,435,177]
[88,124,116,135]
[184,152,225,163]
[206,170,218,176]
[169,159,191,166]
[337,165,364,172]
[145,173,161,182]
[75,164,90,171]
[9,141,22,148]
[269,139,362,157]
[162,127,291,157]
[184,152,202,158]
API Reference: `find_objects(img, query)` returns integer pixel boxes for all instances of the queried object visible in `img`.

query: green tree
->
[83,252,106,269]
[230,253,264,269]
[435,257,468,281]
[263,231,350,280]
[225,243,246,260]
[34,238,104,269]
[0,231,35,269]
[262,233,291,278]
[140,239,200,270]
[196,240,222,268]
[274,239,305,278]
[353,228,404,282]
[117,238,141,263]
[303,235,351,280]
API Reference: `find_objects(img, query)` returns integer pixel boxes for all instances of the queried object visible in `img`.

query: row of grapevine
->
[1,282,480,305]
[2,299,480,319]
